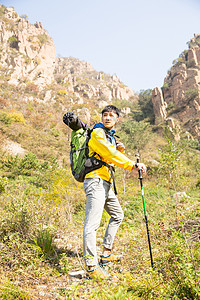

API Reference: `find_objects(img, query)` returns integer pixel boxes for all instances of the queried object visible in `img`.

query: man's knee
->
[114,209,124,224]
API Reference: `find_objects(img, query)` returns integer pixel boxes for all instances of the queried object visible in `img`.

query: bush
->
[58,90,67,96]
[8,36,19,49]
[120,120,152,153]
[20,14,28,20]
[0,278,30,299]
[185,88,198,102]
[0,111,25,125]
[37,33,48,45]
[1,153,39,178]
[132,89,155,124]
[0,198,31,238]
[172,56,185,66]
[7,112,25,124]
[0,111,12,124]
[0,5,6,16]
[0,177,6,194]
[33,228,57,260]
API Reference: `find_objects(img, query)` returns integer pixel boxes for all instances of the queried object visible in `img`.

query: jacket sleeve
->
[89,128,135,171]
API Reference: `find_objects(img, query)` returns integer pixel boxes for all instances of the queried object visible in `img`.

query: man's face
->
[102,111,119,129]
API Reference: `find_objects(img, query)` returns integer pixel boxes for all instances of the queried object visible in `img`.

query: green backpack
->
[63,112,106,183]
[70,128,90,182]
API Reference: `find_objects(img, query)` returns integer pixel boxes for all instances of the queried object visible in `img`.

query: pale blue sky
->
[1,0,200,92]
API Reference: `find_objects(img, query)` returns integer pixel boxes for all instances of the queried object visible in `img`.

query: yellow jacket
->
[85,126,135,182]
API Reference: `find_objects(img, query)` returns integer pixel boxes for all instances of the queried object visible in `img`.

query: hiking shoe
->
[86,265,111,280]
[100,253,122,266]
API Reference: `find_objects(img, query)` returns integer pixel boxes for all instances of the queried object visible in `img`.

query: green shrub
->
[157,140,183,188]
[0,279,30,299]
[172,56,185,66]
[7,112,25,124]
[8,36,19,49]
[58,90,67,96]
[120,120,152,153]
[132,89,155,124]
[0,177,6,194]
[1,153,39,178]
[185,88,198,102]
[20,14,28,20]
[37,33,48,45]
[0,111,25,125]
[33,228,57,260]
[0,111,12,124]
[0,198,31,237]
[0,5,6,16]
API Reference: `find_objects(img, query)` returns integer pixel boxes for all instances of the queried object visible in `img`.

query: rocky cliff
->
[0,5,135,108]
[152,34,200,139]
[0,6,55,86]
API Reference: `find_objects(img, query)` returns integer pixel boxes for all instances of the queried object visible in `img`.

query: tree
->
[120,120,152,154]
[133,89,155,124]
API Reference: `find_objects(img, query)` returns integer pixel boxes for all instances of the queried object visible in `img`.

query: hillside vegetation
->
[0,4,200,300]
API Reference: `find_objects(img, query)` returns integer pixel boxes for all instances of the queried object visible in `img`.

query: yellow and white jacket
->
[85,125,135,183]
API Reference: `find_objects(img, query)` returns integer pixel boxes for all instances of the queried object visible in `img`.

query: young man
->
[83,105,146,279]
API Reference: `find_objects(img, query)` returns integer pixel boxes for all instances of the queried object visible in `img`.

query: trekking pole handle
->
[135,156,143,180]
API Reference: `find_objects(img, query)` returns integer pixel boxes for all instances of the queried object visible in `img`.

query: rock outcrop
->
[54,57,135,104]
[0,5,135,107]
[152,34,200,139]
[0,6,55,86]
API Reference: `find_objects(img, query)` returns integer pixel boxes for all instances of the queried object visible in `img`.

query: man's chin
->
[104,125,113,129]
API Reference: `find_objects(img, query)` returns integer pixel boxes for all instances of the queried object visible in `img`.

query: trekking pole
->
[135,155,154,269]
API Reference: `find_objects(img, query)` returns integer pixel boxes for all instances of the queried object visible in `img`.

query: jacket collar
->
[93,122,116,136]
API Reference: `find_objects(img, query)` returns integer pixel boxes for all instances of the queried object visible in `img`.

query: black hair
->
[101,105,120,117]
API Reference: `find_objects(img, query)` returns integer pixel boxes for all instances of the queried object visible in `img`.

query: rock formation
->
[0,6,55,86]
[152,34,200,139]
[54,57,135,104]
[0,5,135,107]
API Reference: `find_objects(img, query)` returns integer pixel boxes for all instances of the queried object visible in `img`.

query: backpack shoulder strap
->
[88,125,118,195]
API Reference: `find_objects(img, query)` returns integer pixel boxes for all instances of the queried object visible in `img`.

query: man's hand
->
[135,162,147,174]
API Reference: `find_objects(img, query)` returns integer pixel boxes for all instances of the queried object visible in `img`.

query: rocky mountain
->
[152,34,200,139]
[0,6,55,86]
[0,5,135,114]
[0,4,199,141]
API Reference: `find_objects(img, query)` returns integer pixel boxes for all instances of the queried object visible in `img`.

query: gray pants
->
[83,178,124,266]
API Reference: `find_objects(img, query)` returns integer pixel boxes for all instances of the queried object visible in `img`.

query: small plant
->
[172,56,185,66]
[58,90,67,96]
[120,120,152,154]
[0,177,6,194]
[20,14,28,20]
[157,139,183,188]
[0,198,31,237]
[185,88,198,102]
[7,111,25,124]
[166,101,175,112]
[37,33,48,46]
[186,59,196,68]
[0,278,30,299]
[33,57,41,65]
[33,228,57,260]
[0,111,12,124]
[24,56,31,64]
[162,82,169,90]
[0,5,6,16]
[8,36,19,49]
